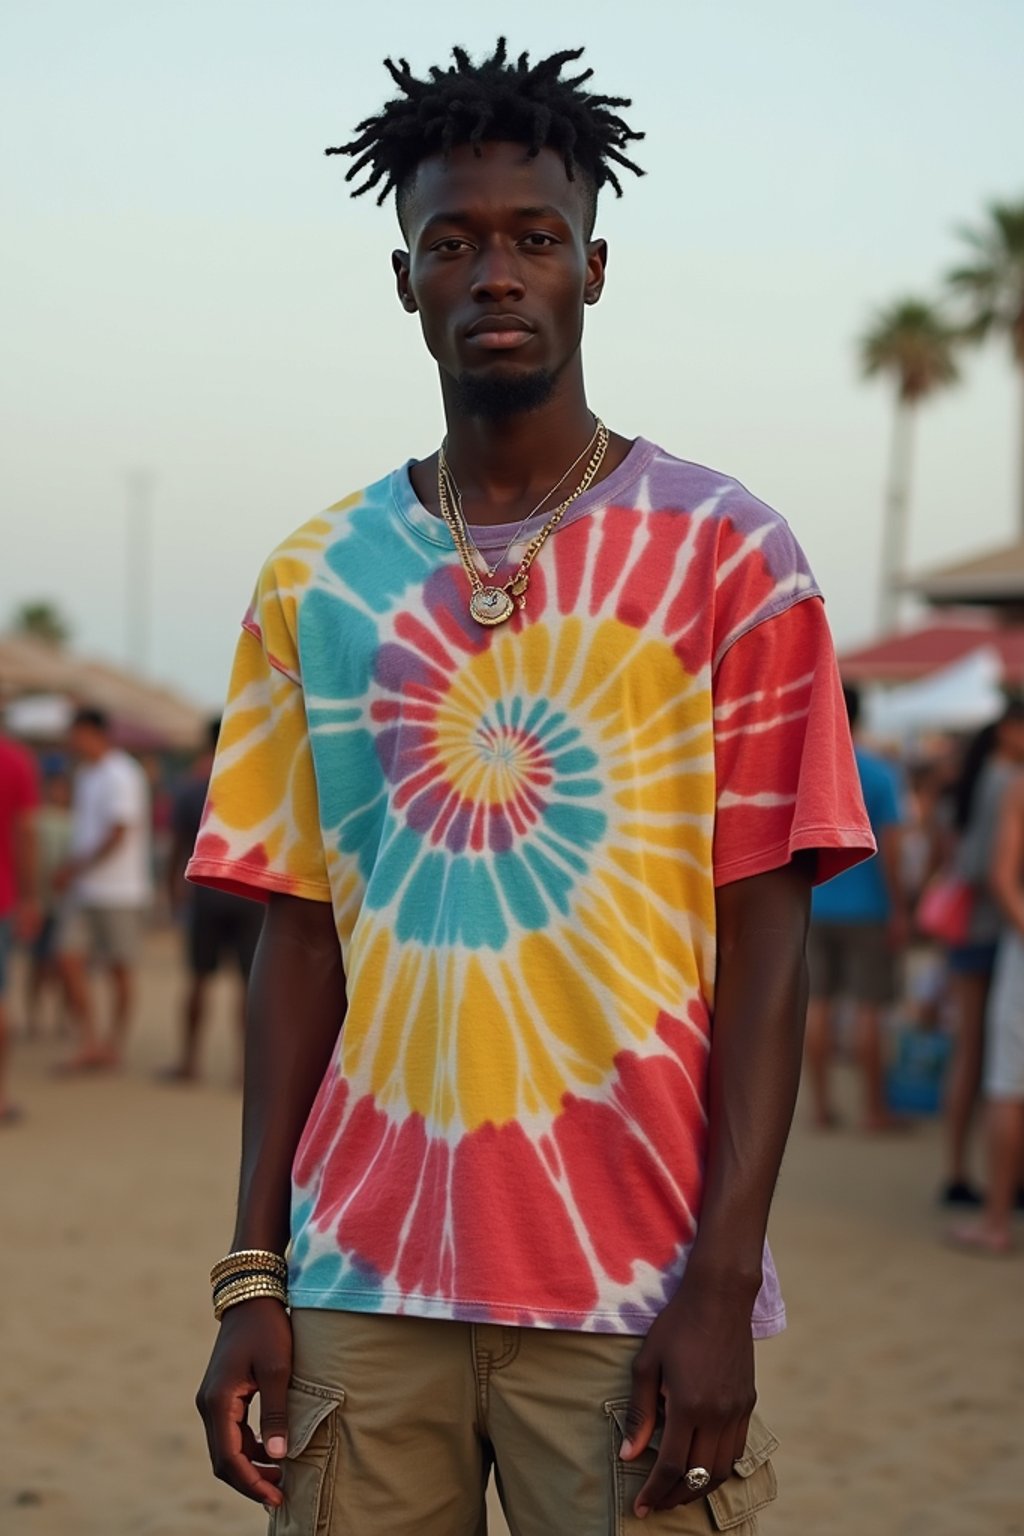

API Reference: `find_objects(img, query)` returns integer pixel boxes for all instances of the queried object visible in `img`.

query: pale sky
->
[2,0,1022,706]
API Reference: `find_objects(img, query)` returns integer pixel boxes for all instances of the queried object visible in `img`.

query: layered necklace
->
[437,418,609,628]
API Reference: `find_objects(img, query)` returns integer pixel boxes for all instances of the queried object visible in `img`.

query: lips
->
[465,314,535,338]
[464,314,536,353]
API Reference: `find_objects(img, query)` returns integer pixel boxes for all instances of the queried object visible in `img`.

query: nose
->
[469,240,526,304]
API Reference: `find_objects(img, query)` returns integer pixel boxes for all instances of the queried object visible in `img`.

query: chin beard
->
[450,368,556,420]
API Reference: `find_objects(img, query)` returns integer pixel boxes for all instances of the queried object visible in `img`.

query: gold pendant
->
[469,586,515,626]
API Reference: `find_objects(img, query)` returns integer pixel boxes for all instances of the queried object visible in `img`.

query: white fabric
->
[71,750,152,907]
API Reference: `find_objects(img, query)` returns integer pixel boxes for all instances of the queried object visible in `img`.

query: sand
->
[2,929,1022,1536]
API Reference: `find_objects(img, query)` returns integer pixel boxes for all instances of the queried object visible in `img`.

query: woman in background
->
[940,702,1024,1205]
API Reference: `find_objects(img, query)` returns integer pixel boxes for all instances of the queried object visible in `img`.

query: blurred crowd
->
[1,691,1023,1257]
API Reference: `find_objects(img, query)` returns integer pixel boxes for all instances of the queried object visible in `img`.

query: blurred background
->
[1,2,1022,1533]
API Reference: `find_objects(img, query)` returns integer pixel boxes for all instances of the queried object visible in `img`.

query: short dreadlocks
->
[327,39,645,231]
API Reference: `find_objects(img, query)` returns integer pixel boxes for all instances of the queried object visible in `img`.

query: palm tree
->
[947,200,1024,536]
[860,299,960,631]
[13,600,71,646]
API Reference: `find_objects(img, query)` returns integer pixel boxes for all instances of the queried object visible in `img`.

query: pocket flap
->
[284,1377,345,1457]
[707,1411,778,1530]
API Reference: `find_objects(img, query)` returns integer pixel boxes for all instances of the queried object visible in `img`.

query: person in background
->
[0,718,40,1122]
[950,771,1024,1253]
[55,707,152,1070]
[939,701,1024,1207]
[24,761,73,1037]
[160,717,263,1083]
[805,684,908,1131]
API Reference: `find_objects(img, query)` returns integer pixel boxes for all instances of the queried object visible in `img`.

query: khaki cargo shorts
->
[57,903,144,966]
[270,1310,778,1536]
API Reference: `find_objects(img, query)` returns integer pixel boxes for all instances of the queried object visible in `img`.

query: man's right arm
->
[196,892,345,1509]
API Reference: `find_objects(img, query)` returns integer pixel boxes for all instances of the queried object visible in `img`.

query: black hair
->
[842,683,861,731]
[952,696,1024,832]
[327,38,644,228]
[206,716,222,754]
[72,706,108,734]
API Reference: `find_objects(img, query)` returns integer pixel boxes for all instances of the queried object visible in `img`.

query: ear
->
[392,249,418,313]
[583,238,607,307]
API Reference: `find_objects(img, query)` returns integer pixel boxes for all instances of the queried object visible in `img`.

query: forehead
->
[399,140,591,234]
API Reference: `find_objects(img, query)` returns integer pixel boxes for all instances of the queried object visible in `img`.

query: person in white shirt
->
[55,707,152,1070]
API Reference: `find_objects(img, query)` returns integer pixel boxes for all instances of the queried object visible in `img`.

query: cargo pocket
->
[605,1401,778,1535]
[706,1413,778,1531]
[270,1376,346,1536]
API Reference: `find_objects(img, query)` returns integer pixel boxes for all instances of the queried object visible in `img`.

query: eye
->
[430,237,473,254]
[521,232,559,248]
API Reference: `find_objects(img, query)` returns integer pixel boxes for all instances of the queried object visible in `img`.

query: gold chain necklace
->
[437,420,609,627]
[441,419,602,579]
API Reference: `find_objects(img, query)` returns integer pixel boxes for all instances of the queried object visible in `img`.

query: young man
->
[192,42,874,1535]
[55,707,152,1069]
[0,718,40,1123]
[161,717,263,1082]
[804,684,908,1132]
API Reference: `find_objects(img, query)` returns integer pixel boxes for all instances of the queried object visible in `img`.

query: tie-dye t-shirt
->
[188,438,873,1337]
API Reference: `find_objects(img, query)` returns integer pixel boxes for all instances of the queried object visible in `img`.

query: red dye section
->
[452,1120,598,1313]
[294,1075,349,1188]
[553,1020,708,1284]
[395,1137,453,1297]
[590,507,640,616]
[616,509,693,632]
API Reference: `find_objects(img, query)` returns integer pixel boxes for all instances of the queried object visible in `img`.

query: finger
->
[258,1358,291,1463]
[634,1413,695,1518]
[619,1355,660,1460]
[202,1385,284,1507]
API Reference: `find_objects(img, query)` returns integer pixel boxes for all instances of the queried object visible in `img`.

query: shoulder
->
[245,471,399,669]
[644,445,813,566]
[642,446,820,662]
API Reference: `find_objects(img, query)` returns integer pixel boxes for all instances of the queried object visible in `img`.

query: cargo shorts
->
[269,1310,778,1536]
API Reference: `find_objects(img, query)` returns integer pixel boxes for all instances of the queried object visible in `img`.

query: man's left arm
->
[622,852,813,1518]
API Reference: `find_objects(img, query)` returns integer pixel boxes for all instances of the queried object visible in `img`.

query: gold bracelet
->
[210,1249,287,1286]
[213,1278,288,1322]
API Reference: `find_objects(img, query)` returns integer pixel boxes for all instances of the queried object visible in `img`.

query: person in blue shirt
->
[805,685,907,1130]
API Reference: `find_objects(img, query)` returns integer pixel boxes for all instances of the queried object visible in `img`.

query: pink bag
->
[916,875,974,947]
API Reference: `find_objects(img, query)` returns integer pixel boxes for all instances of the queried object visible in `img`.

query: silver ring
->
[684,1466,711,1493]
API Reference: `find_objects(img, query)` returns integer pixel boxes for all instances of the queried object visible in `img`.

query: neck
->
[439,360,597,519]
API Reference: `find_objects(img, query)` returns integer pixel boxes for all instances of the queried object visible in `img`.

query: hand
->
[620,1274,756,1518]
[196,1297,293,1508]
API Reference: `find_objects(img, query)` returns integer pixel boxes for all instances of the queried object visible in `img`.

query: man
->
[951,763,1024,1254]
[0,717,40,1122]
[56,707,152,1069]
[804,684,907,1132]
[192,42,874,1535]
[161,717,263,1082]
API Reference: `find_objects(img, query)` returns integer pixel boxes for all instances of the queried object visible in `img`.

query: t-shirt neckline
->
[390,436,658,552]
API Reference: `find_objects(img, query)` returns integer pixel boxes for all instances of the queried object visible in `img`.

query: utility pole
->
[125,468,155,675]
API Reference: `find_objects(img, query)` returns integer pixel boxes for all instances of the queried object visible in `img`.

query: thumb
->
[258,1361,290,1461]
[620,1361,659,1461]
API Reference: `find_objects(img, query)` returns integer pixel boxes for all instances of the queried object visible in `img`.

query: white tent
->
[863,646,1005,739]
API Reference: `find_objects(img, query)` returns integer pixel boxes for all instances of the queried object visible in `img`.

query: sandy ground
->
[2,929,1022,1536]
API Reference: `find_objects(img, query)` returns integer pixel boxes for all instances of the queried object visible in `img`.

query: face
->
[68,723,104,762]
[392,141,606,410]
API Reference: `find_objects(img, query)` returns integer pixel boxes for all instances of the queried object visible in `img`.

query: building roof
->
[0,634,204,750]
[839,613,1024,687]
[904,540,1024,606]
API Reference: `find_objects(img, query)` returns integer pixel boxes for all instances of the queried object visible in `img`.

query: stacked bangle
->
[211,1249,288,1321]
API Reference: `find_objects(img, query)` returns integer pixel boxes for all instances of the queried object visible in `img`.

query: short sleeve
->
[712,595,876,887]
[185,572,331,905]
